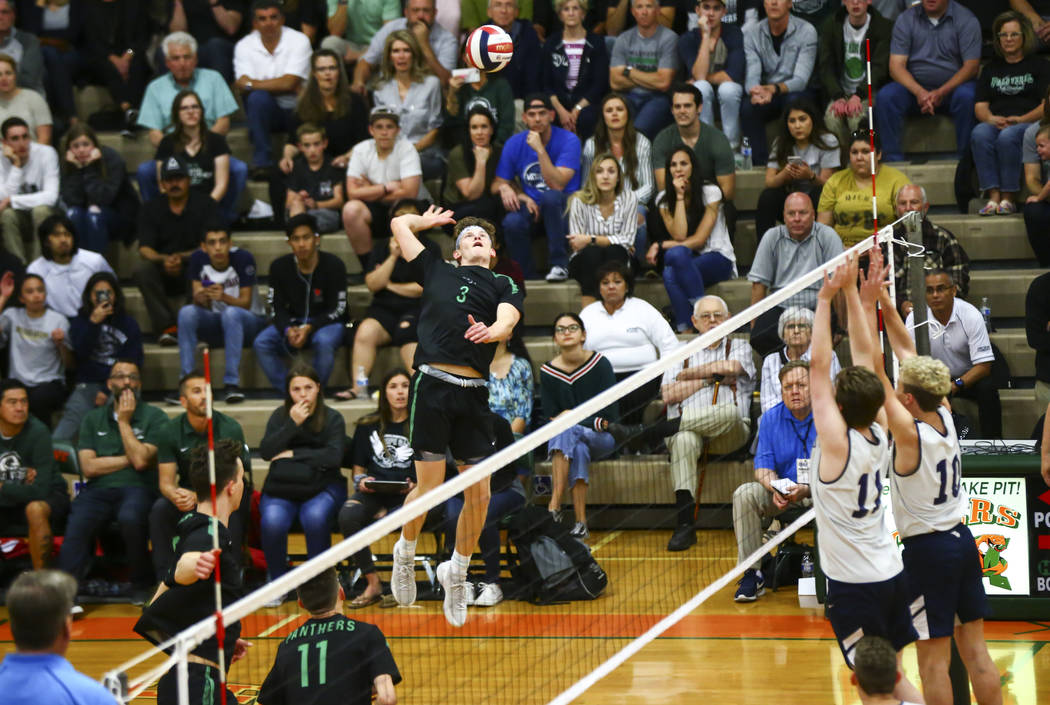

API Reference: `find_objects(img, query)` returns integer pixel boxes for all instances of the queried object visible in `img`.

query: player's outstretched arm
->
[373,674,397,705]
[812,262,850,481]
[390,205,456,262]
[843,253,889,429]
[464,304,522,344]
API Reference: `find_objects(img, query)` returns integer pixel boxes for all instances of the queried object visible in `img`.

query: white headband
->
[455,225,489,249]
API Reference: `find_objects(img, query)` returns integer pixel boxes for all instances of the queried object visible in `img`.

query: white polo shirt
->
[906,298,994,378]
[233,27,312,110]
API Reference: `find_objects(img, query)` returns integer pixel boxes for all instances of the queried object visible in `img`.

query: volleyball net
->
[99,215,918,705]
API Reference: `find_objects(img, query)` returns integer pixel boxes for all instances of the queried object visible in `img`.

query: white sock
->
[397,536,416,558]
[451,550,470,581]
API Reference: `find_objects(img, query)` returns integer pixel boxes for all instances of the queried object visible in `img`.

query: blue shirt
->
[677,23,745,85]
[0,652,116,705]
[754,402,815,483]
[137,68,240,133]
[495,126,581,202]
[889,0,981,90]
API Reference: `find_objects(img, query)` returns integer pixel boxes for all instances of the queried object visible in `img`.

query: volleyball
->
[465,24,514,73]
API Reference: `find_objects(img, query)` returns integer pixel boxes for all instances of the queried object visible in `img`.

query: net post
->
[174,637,190,705]
[904,210,930,356]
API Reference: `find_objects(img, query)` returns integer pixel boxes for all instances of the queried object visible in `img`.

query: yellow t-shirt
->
[818,165,911,248]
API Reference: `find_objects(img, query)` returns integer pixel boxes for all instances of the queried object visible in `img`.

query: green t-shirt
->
[651,121,735,185]
[0,416,65,506]
[159,411,251,490]
[442,143,502,205]
[77,401,173,489]
[817,164,911,248]
[327,0,401,47]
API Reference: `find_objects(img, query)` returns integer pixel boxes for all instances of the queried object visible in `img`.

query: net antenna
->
[100,217,914,702]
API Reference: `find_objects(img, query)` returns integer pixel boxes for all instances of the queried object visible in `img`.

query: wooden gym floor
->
[2,529,1048,704]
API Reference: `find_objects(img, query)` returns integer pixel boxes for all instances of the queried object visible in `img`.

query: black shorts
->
[826,571,919,667]
[0,490,71,534]
[157,662,235,705]
[365,304,419,346]
[408,370,498,463]
[902,523,988,639]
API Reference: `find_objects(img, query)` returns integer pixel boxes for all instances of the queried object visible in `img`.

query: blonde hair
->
[899,356,951,410]
[570,152,623,208]
[377,30,430,84]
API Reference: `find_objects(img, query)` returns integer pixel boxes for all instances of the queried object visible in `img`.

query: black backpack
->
[507,505,608,604]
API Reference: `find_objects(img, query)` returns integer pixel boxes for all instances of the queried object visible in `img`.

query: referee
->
[387,207,524,627]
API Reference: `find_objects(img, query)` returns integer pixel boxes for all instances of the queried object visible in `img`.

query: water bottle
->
[356,365,369,392]
[800,551,814,578]
[981,297,994,333]
[740,137,752,170]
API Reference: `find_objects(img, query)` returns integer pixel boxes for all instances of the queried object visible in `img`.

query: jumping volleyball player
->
[856,247,1001,705]
[388,206,523,627]
[809,256,924,702]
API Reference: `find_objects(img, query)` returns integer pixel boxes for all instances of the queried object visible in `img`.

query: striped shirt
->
[568,189,639,251]
[564,38,586,90]
[581,133,655,205]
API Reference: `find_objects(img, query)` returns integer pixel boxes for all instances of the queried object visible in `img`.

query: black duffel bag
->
[262,459,328,501]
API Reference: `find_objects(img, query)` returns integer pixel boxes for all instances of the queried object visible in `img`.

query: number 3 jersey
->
[890,407,966,539]
[812,423,904,584]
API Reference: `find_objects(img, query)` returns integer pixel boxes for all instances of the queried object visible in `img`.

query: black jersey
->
[411,248,524,376]
[257,614,401,705]
[134,512,244,667]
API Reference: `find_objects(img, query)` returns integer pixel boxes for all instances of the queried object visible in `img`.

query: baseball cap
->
[523,93,553,111]
[369,106,400,125]
[160,156,188,180]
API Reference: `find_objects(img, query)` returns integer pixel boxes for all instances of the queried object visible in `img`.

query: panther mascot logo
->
[975,534,1011,590]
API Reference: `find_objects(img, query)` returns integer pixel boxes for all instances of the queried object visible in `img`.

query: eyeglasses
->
[998,32,1022,39]
[926,284,954,295]
[555,324,581,334]
[696,312,726,321]
[784,323,811,331]
[110,373,140,382]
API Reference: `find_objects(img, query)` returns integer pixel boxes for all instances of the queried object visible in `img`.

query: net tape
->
[101,211,919,701]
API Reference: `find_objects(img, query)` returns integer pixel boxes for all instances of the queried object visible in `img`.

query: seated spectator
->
[1025,123,1050,265]
[337,368,415,607]
[0,53,50,144]
[651,83,736,200]
[663,295,755,551]
[0,117,58,263]
[345,108,431,268]
[817,129,910,248]
[146,90,244,226]
[59,124,138,253]
[0,380,67,569]
[493,94,581,281]
[138,32,240,147]
[80,0,150,137]
[150,370,251,581]
[259,363,347,582]
[757,98,839,241]
[905,270,1001,438]
[679,0,746,149]
[351,0,459,93]
[758,306,841,413]
[876,0,980,162]
[134,156,219,345]
[167,0,244,83]
[255,214,348,392]
[647,147,736,333]
[445,54,516,145]
[371,30,445,179]
[582,93,654,259]
[602,0,676,35]
[818,0,892,150]
[581,260,679,423]
[337,200,438,401]
[1026,269,1050,411]
[489,329,534,434]
[477,0,542,99]
[56,359,168,598]
[52,272,142,443]
[0,274,70,425]
[892,184,970,315]
[540,0,610,139]
[541,312,619,539]
[285,124,345,233]
[741,0,819,166]
[233,1,312,177]
[608,0,678,139]
[13,0,84,129]
[177,225,266,404]
[0,1,45,95]
[732,360,813,600]
[321,0,402,65]
[972,11,1049,216]
[442,414,526,603]
[27,214,114,320]
[749,192,843,356]
[568,153,638,308]
[442,105,504,225]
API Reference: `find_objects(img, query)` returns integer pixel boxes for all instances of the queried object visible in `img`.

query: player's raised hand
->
[417,205,456,230]
[464,314,494,343]
[231,638,252,664]
[195,549,220,581]
[818,258,851,301]
[858,245,889,307]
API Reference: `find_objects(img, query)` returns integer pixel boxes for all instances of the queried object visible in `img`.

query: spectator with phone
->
[731,360,813,602]
[337,369,416,608]
[445,63,515,145]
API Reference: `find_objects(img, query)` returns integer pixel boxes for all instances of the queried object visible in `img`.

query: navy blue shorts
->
[826,571,919,666]
[902,522,988,639]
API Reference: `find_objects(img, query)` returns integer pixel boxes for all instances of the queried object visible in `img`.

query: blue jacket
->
[677,23,745,85]
[69,312,143,385]
[540,31,610,111]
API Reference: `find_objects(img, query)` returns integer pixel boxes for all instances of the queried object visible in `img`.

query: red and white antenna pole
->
[202,347,227,705]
